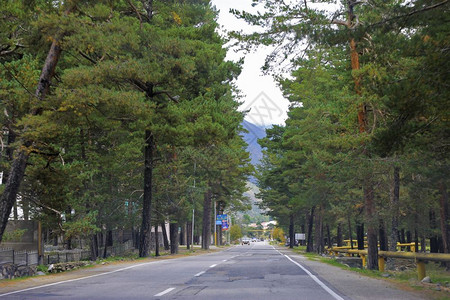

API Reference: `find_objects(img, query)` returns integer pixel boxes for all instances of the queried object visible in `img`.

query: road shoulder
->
[0,248,221,295]
[277,247,429,300]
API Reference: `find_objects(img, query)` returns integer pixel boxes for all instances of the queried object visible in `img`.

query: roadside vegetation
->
[293,246,450,299]
[234,0,450,271]
[0,0,252,258]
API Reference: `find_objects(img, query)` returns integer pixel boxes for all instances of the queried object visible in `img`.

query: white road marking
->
[0,260,164,298]
[154,287,175,297]
[222,259,227,262]
[272,245,283,256]
[195,271,205,277]
[284,254,345,300]
[209,264,217,268]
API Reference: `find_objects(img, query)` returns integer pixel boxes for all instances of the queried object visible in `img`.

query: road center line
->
[209,264,217,268]
[195,271,205,277]
[283,254,345,300]
[154,287,175,297]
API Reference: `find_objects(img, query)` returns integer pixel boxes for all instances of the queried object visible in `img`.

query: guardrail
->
[329,248,450,280]
[335,242,417,252]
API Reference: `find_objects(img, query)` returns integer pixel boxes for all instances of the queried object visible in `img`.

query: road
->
[0,242,425,300]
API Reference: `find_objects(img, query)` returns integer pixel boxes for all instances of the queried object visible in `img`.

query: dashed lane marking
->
[154,287,175,297]
[0,260,165,298]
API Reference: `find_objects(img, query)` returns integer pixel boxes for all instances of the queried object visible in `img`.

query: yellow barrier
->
[330,248,450,280]
[396,242,416,252]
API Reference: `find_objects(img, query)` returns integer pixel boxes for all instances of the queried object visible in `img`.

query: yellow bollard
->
[378,256,385,272]
[361,254,366,268]
[417,260,426,280]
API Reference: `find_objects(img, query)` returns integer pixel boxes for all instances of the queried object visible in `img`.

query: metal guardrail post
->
[378,256,385,272]
[360,254,366,267]
[416,260,426,280]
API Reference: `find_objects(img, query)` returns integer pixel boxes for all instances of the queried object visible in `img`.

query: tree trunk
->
[421,235,426,253]
[90,234,99,261]
[348,214,354,249]
[186,222,191,250]
[155,223,160,257]
[365,182,378,269]
[439,182,449,254]
[169,222,179,254]
[22,198,29,221]
[218,225,223,246]
[300,224,306,246]
[139,131,154,257]
[430,210,439,253]
[180,223,185,245]
[379,219,387,251]
[314,207,323,253]
[3,131,18,220]
[202,188,212,250]
[306,206,315,252]
[289,213,295,248]
[349,1,377,270]
[389,166,400,252]
[337,223,343,247]
[2,130,16,186]
[406,231,412,251]
[0,23,68,242]
[356,221,364,250]
[414,229,419,253]
[326,224,332,248]
[161,222,170,251]
[399,228,405,243]
[0,151,29,242]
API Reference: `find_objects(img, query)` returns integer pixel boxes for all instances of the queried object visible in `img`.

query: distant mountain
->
[241,120,267,166]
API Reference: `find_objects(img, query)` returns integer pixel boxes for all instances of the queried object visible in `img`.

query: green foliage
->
[244,0,449,254]
[229,224,243,242]
[272,227,285,243]
[0,0,252,249]
[36,265,48,273]
[63,212,100,240]
[2,229,27,242]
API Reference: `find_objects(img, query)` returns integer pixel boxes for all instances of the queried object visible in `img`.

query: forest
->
[237,0,449,270]
[0,0,253,259]
[0,0,449,271]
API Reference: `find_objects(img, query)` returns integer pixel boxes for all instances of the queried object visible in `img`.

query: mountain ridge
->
[241,120,267,166]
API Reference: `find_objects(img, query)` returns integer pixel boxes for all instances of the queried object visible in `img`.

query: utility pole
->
[191,162,196,248]
[214,200,217,246]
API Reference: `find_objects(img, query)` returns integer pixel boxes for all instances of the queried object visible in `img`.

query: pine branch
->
[371,0,449,27]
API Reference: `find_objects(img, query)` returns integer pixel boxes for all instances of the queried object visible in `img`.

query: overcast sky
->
[210,0,290,126]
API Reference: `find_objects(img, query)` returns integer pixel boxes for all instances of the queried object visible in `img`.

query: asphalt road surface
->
[0,242,425,300]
